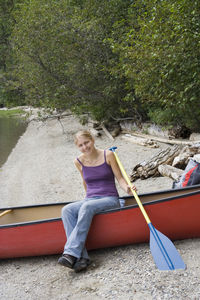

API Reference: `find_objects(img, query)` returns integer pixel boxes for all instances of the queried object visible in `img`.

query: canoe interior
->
[1,185,200,227]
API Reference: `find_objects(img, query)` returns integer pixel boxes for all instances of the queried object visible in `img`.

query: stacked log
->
[130,144,200,182]
[158,165,184,181]
[130,145,181,181]
[172,144,200,168]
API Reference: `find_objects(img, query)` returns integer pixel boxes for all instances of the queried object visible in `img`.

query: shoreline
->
[0,115,173,208]
[0,115,200,300]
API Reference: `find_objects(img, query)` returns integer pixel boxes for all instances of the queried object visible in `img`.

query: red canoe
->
[0,185,200,259]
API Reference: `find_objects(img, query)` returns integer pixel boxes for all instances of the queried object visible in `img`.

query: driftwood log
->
[101,124,115,141]
[87,119,120,140]
[123,131,199,146]
[130,143,200,182]
[158,164,184,181]
[130,145,181,181]
[172,144,200,169]
[121,134,159,148]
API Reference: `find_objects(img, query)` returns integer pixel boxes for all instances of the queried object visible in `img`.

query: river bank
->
[0,115,200,300]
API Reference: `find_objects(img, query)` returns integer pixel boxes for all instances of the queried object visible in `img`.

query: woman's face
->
[76,136,94,154]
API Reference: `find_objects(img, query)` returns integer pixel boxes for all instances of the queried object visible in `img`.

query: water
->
[0,116,27,167]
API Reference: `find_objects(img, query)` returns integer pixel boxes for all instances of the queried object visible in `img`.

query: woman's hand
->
[107,151,137,196]
[126,184,137,196]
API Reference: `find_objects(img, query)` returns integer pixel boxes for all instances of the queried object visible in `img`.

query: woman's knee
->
[81,197,118,216]
[62,202,82,218]
[61,205,68,219]
[80,202,96,216]
[62,203,74,217]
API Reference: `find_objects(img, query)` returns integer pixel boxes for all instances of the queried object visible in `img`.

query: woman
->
[58,130,136,272]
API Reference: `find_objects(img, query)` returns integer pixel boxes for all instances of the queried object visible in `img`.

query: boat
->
[1,185,200,259]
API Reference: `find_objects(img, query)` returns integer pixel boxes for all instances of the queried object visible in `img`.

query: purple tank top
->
[77,150,119,198]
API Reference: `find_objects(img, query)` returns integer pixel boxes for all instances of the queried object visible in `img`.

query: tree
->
[111,0,200,130]
[5,0,200,131]
[0,0,25,107]
[11,0,135,121]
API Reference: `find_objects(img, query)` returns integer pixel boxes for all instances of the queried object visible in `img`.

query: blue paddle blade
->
[148,223,186,270]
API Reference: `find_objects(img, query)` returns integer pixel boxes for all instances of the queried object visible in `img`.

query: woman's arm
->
[74,159,87,192]
[106,150,136,195]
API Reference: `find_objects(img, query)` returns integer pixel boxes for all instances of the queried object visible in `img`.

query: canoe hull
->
[1,187,200,259]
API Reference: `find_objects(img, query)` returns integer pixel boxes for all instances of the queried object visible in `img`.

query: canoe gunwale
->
[1,184,200,229]
[0,217,62,229]
[1,184,200,211]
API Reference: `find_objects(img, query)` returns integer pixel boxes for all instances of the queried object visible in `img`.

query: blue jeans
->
[61,196,119,259]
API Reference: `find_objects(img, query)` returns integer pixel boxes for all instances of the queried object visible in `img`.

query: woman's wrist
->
[126,184,137,195]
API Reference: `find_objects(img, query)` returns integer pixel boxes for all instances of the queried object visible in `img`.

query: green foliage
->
[148,108,177,127]
[1,0,200,130]
[10,0,134,121]
[0,0,26,107]
[111,0,200,130]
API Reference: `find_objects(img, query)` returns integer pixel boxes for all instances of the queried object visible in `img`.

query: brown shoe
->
[58,254,77,268]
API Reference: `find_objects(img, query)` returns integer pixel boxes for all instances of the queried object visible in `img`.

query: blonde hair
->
[74,130,94,145]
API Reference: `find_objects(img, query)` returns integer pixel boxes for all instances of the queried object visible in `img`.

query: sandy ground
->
[0,115,200,300]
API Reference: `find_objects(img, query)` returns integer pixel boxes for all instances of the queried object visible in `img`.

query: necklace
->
[83,150,103,165]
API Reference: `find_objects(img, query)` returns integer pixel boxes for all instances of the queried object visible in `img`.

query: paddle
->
[0,209,12,217]
[109,146,186,270]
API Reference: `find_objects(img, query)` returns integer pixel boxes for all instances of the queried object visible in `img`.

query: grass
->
[0,108,25,117]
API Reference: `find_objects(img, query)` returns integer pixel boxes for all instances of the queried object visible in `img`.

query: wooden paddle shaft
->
[0,209,12,217]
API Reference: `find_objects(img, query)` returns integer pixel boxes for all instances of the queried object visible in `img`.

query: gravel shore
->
[0,115,200,300]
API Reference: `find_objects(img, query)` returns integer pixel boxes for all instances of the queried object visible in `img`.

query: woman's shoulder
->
[105,148,114,156]
[105,149,115,164]
[74,155,83,166]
